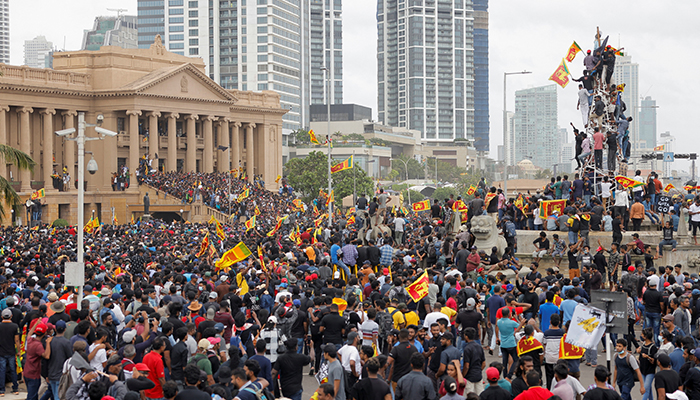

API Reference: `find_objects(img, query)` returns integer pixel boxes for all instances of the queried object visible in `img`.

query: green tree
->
[391,154,424,180]
[432,186,457,201]
[293,128,310,144]
[0,145,35,221]
[401,189,424,204]
[284,151,373,203]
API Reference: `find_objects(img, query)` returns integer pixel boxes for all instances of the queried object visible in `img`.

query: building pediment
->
[117,63,237,103]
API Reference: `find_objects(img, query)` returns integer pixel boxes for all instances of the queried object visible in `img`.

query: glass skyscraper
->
[513,85,558,169]
[473,0,489,151]
[138,0,343,133]
[377,0,475,142]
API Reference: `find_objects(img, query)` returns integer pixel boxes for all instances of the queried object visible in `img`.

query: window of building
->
[169,25,184,32]
[168,17,184,23]
[170,43,184,49]
[258,73,268,81]
[189,48,199,55]
[189,19,198,26]
[169,8,184,14]
[188,10,198,17]
[189,38,199,45]
[170,34,184,40]
[168,0,183,5]
[189,29,198,36]
[258,54,268,62]
[188,0,198,6]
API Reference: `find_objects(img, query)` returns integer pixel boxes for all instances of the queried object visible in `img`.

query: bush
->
[402,189,424,204]
[52,219,69,227]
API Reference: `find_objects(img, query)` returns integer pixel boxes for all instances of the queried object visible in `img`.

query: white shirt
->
[534,208,543,225]
[614,190,629,208]
[88,343,107,372]
[394,218,405,232]
[600,182,612,198]
[632,175,644,192]
[338,344,361,376]
[690,204,700,222]
[578,89,590,107]
[423,311,450,337]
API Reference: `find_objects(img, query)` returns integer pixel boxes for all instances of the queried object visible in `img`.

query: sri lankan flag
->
[236,272,249,295]
[564,41,582,62]
[466,185,476,196]
[412,199,430,212]
[484,193,497,207]
[309,130,321,145]
[112,214,118,225]
[401,206,410,215]
[292,199,304,210]
[614,175,644,189]
[130,214,134,225]
[267,215,287,237]
[331,155,354,174]
[332,297,348,316]
[664,183,675,192]
[244,215,256,231]
[514,194,525,213]
[30,188,45,200]
[452,200,468,213]
[346,207,355,216]
[314,214,327,228]
[237,188,250,202]
[313,204,320,216]
[559,333,585,359]
[539,199,567,219]
[405,271,430,302]
[654,145,665,152]
[84,217,95,234]
[216,220,226,241]
[326,190,334,206]
[347,215,355,225]
[517,336,544,357]
[549,58,571,88]
[255,205,261,216]
[197,233,210,257]
[275,175,281,183]
[215,242,252,271]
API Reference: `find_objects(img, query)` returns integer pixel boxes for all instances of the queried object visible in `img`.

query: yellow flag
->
[236,273,249,295]
[244,215,256,231]
[215,242,252,271]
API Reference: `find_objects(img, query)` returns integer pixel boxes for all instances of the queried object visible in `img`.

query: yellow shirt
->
[440,307,457,321]
[403,311,420,327]
[387,307,406,329]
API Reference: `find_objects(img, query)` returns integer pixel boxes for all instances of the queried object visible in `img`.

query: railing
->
[0,64,92,89]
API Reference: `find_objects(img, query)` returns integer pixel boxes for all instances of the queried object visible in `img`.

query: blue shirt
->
[538,302,560,332]
[560,299,578,324]
[379,245,394,266]
[497,318,519,348]
[393,339,424,353]
[487,295,506,324]
[670,347,685,372]
[249,355,272,384]
[671,214,680,231]
[331,244,341,264]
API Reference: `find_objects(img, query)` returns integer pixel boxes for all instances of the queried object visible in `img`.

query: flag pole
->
[323,66,333,228]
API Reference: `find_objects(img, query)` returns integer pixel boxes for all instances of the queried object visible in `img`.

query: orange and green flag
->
[30,188,45,200]
[549,58,570,88]
[614,175,644,189]
[309,130,321,145]
[539,199,567,219]
[237,188,250,202]
[466,185,476,196]
[331,155,354,174]
[326,190,334,206]
[564,41,582,62]
[244,215,256,231]
[215,242,252,271]
[412,199,430,212]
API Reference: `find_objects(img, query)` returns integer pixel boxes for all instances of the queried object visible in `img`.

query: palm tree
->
[0,145,35,222]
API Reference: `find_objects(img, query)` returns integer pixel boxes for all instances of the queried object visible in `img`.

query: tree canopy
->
[284,151,374,203]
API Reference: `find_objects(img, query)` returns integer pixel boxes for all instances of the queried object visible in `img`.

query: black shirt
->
[351,377,391,400]
[643,289,663,314]
[427,335,443,373]
[461,341,484,383]
[291,310,307,339]
[479,385,512,400]
[455,311,482,341]
[583,387,623,400]
[171,340,189,381]
[367,247,381,267]
[533,237,549,250]
[273,352,311,396]
[654,368,681,394]
[388,341,417,382]
[356,197,368,210]
[0,322,18,356]
[126,376,156,392]
[320,312,345,344]
[511,376,528,397]
[174,386,211,400]
[567,250,579,270]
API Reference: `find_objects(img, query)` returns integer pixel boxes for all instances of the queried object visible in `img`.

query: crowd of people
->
[1,162,699,400]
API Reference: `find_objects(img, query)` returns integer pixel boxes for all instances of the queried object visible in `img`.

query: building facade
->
[138,0,342,133]
[310,103,371,122]
[23,36,53,68]
[82,15,138,50]
[659,131,675,178]
[0,0,7,64]
[513,84,558,169]
[0,37,285,226]
[612,55,639,154]
[473,0,489,152]
[377,0,475,142]
[639,95,657,150]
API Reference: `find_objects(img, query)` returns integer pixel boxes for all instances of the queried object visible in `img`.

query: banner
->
[215,242,252,270]
[30,188,45,200]
[614,175,644,189]
[254,205,261,216]
[331,155,354,174]
[406,271,430,302]
[538,199,567,219]
[466,185,476,196]
[549,58,571,88]
[309,129,321,145]
[412,199,430,212]
[216,220,226,241]
[564,41,582,62]
[565,305,607,350]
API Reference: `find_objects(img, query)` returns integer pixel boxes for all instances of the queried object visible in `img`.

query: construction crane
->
[107,8,128,17]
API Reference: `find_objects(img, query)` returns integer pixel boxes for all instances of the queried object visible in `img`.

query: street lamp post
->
[55,112,117,310]
[503,70,531,196]
[391,157,411,205]
[322,66,332,227]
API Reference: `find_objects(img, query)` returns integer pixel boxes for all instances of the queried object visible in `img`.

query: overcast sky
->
[10,0,698,173]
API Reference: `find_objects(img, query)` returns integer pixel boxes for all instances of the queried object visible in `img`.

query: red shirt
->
[496,306,524,320]
[593,131,605,150]
[514,386,554,400]
[24,337,44,379]
[143,351,165,398]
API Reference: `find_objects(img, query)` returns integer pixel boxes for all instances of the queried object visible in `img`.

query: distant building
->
[473,0,489,152]
[659,131,675,178]
[0,0,7,64]
[82,15,138,50]
[558,142,575,174]
[377,0,474,142]
[513,85,558,169]
[639,96,657,150]
[612,55,639,153]
[310,104,372,123]
[24,36,53,68]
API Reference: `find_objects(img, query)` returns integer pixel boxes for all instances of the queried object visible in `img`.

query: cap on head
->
[486,367,500,382]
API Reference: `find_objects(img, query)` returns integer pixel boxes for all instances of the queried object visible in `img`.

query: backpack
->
[376,310,394,339]
[243,382,273,400]
[623,352,639,382]
[57,362,74,400]
[570,217,581,233]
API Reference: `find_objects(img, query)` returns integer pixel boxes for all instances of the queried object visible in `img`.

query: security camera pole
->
[55,112,117,309]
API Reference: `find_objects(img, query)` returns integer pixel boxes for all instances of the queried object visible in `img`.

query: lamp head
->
[96,114,104,126]
[87,157,98,175]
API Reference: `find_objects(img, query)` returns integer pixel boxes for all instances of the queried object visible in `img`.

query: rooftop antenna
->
[107,8,128,17]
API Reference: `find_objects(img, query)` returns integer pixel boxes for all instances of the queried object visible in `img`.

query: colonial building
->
[0,36,285,226]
